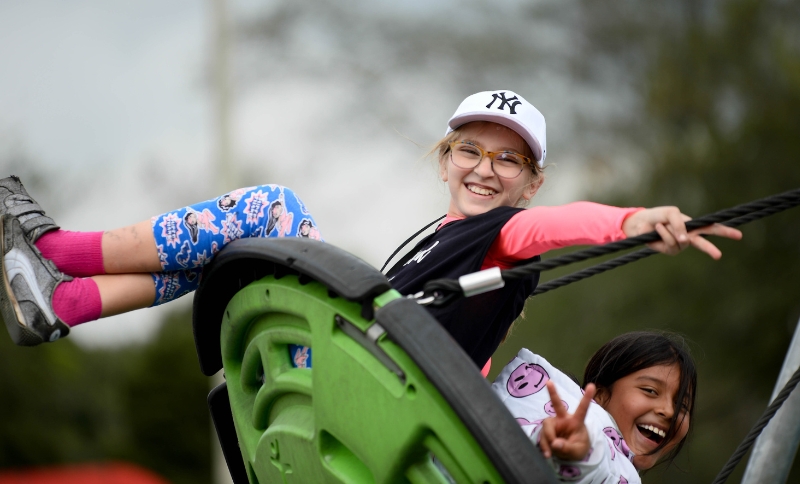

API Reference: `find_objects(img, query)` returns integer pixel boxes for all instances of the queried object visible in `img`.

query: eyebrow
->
[635,376,666,386]
[460,138,525,154]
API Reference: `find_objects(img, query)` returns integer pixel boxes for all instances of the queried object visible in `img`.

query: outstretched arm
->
[488,202,742,265]
[621,206,742,259]
[538,381,596,461]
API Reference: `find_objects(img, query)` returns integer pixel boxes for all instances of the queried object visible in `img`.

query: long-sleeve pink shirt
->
[440,202,643,270]
[439,202,642,377]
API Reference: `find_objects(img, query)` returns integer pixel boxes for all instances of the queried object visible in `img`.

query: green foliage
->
[495,1,800,482]
[0,309,212,484]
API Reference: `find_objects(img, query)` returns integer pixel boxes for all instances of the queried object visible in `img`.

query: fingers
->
[665,210,690,247]
[686,224,743,259]
[695,223,743,241]
[539,419,555,458]
[573,384,596,423]
[628,206,744,259]
[539,419,571,459]
[653,223,679,255]
[552,437,587,461]
[689,235,722,260]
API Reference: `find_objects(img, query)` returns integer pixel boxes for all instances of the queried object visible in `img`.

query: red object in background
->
[0,462,169,484]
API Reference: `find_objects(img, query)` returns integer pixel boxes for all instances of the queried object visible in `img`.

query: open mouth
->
[466,184,497,197]
[637,424,666,445]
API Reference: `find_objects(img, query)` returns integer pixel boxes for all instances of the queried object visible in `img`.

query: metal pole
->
[211,1,235,483]
[741,316,800,483]
[212,0,236,192]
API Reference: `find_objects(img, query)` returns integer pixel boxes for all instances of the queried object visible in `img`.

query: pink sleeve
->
[484,202,643,267]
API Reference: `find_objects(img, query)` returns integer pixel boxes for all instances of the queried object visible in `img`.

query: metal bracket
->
[458,267,505,297]
[334,315,405,384]
[407,291,436,306]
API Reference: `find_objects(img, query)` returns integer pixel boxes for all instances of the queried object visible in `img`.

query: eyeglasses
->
[448,141,533,179]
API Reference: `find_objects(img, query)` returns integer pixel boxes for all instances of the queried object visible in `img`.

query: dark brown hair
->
[583,331,697,465]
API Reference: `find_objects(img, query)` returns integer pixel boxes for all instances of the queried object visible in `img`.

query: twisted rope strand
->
[711,365,800,484]
[533,201,797,296]
[533,248,656,295]
[504,187,800,280]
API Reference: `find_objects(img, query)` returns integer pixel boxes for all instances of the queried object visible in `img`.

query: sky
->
[0,0,599,347]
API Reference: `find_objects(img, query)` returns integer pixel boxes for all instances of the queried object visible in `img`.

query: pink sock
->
[52,278,103,326]
[35,230,105,277]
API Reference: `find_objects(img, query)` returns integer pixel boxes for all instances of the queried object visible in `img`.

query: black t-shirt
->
[386,206,540,367]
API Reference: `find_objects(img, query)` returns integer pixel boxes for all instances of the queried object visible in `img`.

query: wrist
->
[621,208,646,237]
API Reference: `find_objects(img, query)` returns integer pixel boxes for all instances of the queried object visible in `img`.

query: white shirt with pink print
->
[492,349,640,484]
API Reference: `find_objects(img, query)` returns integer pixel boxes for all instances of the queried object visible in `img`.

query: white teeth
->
[638,424,666,438]
[467,185,496,196]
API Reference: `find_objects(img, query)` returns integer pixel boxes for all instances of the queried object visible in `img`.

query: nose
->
[656,396,676,419]
[473,154,495,178]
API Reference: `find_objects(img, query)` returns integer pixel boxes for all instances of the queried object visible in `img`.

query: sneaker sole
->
[0,216,44,346]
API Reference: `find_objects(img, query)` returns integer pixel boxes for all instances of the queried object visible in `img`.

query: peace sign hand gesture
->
[538,381,597,462]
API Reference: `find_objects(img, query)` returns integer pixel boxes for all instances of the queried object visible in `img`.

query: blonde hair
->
[430,123,546,207]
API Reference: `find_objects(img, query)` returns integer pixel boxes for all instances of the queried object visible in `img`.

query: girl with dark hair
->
[493,331,696,483]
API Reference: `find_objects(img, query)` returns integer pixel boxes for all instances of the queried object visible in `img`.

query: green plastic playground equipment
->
[192,238,557,483]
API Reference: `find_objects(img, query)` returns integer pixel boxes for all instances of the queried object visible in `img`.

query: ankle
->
[52,278,102,326]
[35,230,105,277]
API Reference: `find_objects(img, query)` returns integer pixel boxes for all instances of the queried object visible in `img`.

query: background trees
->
[1,0,798,482]
[494,1,800,482]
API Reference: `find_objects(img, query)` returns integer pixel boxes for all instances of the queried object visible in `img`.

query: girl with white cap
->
[384,89,740,373]
[0,90,740,349]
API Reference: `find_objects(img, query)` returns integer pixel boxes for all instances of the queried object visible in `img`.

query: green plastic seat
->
[192,238,556,484]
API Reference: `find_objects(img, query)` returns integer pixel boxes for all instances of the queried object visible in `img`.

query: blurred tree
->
[495,1,800,482]
[2,1,798,483]
[0,308,212,484]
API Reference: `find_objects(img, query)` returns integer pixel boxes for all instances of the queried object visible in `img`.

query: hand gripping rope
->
[412,187,800,307]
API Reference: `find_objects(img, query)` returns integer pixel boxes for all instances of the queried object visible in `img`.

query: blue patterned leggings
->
[149,185,321,305]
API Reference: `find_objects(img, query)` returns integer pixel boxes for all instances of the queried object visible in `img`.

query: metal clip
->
[407,291,436,306]
[458,267,505,297]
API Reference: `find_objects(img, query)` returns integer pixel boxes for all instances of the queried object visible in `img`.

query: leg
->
[39,185,321,277]
[102,221,162,274]
[47,274,157,325]
[93,274,156,317]
[151,185,322,274]
[1,183,321,345]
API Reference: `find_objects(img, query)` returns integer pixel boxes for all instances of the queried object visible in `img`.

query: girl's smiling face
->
[595,363,690,470]
[440,121,540,218]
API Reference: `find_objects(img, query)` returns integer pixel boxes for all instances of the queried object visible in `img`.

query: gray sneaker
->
[0,215,71,345]
[0,176,59,242]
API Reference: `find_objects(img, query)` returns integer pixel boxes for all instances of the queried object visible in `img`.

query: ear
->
[521,174,543,201]
[439,155,448,182]
[593,386,610,407]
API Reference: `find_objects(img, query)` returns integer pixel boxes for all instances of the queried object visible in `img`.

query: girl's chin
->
[460,205,497,217]
[456,197,505,216]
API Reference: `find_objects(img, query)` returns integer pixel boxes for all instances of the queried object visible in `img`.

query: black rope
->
[506,187,800,280]
[534,200,798,296]
[711,365,800,484]
[534,248,656,295]
[419,187,800,306]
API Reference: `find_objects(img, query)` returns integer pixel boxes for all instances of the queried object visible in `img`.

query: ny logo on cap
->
[486,92,522,114]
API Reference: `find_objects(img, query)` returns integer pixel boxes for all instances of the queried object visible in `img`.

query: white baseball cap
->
[446,90,547,165]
